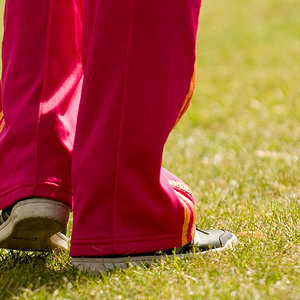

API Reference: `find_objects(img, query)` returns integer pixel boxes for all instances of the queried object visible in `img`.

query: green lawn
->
[0,0,299,299]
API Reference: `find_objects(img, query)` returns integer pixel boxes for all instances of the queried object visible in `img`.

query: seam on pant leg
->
[111,0,137,254]
[32,0,54,195]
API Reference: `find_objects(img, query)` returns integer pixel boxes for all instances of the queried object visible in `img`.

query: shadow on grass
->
[0,250,101,299]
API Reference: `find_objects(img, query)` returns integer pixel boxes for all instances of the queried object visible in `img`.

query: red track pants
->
[0,0,201,256]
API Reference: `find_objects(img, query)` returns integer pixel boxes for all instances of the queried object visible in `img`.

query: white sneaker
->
[0,198,70,251]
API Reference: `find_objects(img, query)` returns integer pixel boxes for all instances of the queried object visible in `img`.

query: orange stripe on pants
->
[175,58,197,125]
[0,111,4,133]
[175,191,191,246]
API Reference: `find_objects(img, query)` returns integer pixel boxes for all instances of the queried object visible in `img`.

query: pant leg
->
[70,0,201,256]
[0,0,83,209]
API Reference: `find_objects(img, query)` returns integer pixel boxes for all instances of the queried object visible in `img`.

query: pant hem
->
[70,234,187,256]
[0,182,72,209]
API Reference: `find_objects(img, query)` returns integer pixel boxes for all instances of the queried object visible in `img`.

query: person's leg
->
[70,0,202,257]
[0,0,83,208]
[0,0,83,250]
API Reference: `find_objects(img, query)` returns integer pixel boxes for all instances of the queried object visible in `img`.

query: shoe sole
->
[72,233,238,273]
[0,198,70,251]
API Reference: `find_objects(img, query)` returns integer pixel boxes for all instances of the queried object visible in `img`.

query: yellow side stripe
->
[175,59,197,125]
[169,179,197,225]
[0,119,5,133]
[177,191,197,226]
[174,186,198,244]
[175,190,191,246]
[0,111,3,121]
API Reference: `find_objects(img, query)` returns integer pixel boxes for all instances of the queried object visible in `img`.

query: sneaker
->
[0,198,70,251]
[71,227,237,273]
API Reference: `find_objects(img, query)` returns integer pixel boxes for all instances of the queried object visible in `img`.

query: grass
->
[0,0,299,299]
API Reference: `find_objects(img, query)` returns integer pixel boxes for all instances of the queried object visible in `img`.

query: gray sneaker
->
[0,198,70,251]
[72,227,237,273]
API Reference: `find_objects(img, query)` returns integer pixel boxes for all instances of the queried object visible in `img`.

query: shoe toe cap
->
[194,229,235,250]
[219,231,234,247]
